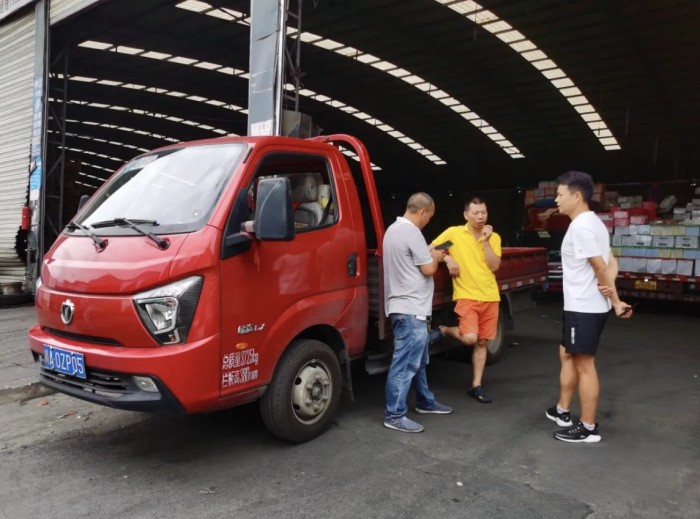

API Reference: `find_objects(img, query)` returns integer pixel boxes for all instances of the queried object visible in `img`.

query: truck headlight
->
[133,276,203,345]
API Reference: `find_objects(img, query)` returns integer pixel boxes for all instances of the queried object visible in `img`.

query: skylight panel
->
[207,9,235,21]
[560,87,582,97]
[436,0,620,151]
[371,61,395,71]
[541,68,566,79]
[388,68,411,78]
[522,49,547,62]
[176,1,209,13]
[551,78,574,89]
[73,76,97,82]
[496,30,525,43]
[482,20,511,33]
[142,51,171,60]
[532,59,556,70]
[357,54,380,64]
[115,45,143,55]
[315,39,343,50]
[169,56,198,65]
[336,46,359,57]
[510,40,536,52]
[194,61,221,70]
[78,41,111,50]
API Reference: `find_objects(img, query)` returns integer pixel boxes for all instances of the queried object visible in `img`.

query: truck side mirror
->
[254,177,294,240]
[77,194,89,212]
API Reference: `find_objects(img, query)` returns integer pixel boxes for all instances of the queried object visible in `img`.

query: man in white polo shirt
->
[546,171,633,443]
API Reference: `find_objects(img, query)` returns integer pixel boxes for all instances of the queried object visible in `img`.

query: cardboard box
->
[675,236,699,248]
[613,211,629,219]
[652,236,674,248]
[646,259,662,274]
[670,249,683,259]
[614,218,630,227]
[622,247,639,257]
[632,258,647,273]
[677,259,694,276]
[637,225,651,235]
[619,257,634,272]
[682,249,698,260]
[696,260,700,277]
[611,235,623,246]
[634,235,652,247]
[645,248,660,258]
[610,246,622,256]
[614,226,630,235]
[650,226,665,236]
[661,259,677,275]
[658,248,672,258]
[686,225,700,237]
[630,215,648,224]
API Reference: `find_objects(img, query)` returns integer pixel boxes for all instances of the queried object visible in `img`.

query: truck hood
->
[41,233,189,295]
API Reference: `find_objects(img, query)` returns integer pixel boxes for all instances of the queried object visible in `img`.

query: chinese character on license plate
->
[43,345,87,379]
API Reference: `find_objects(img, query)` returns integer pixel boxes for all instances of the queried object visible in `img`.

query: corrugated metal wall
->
[50,0,100,24]
[0,12,35,284]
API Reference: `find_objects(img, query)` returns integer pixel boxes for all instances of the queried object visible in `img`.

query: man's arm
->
[481,226,501,272]
[483,240,501,272]
[420,247,445,276]
[588,255,631,317]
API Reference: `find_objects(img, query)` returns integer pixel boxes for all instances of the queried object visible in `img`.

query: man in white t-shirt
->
[545,171,633,443]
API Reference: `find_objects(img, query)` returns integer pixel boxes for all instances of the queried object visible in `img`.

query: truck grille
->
[44,327,122,346]
[39,363,135,398]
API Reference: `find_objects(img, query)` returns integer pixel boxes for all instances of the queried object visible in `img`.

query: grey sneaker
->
[546,406,573,427]
[383,416,424,433]
[415,401,453,414]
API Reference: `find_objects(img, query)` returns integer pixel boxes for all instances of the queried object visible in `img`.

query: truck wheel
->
[260,339,341,443]
[486,314,506,365]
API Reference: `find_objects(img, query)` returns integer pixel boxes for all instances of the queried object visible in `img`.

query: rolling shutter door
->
[50,0,102,25]
[0,12,35,284]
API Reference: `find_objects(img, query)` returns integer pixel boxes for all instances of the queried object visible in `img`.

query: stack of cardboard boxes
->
[609,196,700,277]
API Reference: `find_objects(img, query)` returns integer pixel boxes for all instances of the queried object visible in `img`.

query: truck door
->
[218,149,360,398]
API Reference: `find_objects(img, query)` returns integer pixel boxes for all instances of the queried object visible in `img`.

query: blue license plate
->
[43,345,87,379]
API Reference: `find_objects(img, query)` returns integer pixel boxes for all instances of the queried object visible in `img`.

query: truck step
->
[365,352,391,375]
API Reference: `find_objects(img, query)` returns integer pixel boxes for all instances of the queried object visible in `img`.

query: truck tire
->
[260,339,342,443]
[485,314,506,365]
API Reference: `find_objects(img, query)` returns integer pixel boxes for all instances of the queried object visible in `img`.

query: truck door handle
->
[347,253,358,277]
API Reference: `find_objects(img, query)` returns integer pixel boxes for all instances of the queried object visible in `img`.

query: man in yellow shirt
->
[432,196,502,403]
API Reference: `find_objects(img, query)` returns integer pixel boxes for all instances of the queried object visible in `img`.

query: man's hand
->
[445,255,460,277]
[481,225,493,242]
[430,247,446,263]
[613,301,633,318]
[598,284,614,298]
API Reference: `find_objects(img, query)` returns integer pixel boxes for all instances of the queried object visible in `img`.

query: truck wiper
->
[66,221,108,252]
[90,218,169,250]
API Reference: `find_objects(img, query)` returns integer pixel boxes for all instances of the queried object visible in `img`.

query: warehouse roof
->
[49,0,700,194]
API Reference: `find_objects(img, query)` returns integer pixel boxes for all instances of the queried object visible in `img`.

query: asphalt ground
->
[0,299,698,518]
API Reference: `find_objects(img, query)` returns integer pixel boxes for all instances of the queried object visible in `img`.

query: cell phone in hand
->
[434,240,453,250]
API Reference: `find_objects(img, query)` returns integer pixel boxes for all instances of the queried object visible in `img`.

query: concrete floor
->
[0,299,698,518]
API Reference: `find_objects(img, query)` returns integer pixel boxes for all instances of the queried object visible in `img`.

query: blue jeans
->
[385,314,436,420]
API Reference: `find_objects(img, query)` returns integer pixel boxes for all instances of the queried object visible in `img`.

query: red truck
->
[29,134,547,442]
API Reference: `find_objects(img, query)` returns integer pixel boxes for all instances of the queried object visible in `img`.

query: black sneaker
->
[546,406,573,427]
[467,386,492,404]
[553,421,601,443]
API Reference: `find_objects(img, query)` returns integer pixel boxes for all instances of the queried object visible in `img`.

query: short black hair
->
[556,171,594,204]
[464,195,487,211]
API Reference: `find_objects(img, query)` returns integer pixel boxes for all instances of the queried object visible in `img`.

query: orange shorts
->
[455,300,499,340]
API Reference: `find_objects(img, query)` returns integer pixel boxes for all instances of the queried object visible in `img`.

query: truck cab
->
[30,135,376,442]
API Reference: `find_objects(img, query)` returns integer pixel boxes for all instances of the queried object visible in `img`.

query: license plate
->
[634,280,657,291]
[43,345,86,379]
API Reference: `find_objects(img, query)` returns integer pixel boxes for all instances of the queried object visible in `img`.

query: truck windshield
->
[77,143,245,235]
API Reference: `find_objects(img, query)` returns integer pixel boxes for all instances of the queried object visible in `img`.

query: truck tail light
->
[133,276,203,345]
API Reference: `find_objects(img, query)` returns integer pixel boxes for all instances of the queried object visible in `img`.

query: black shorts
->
[561,311,609,355]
